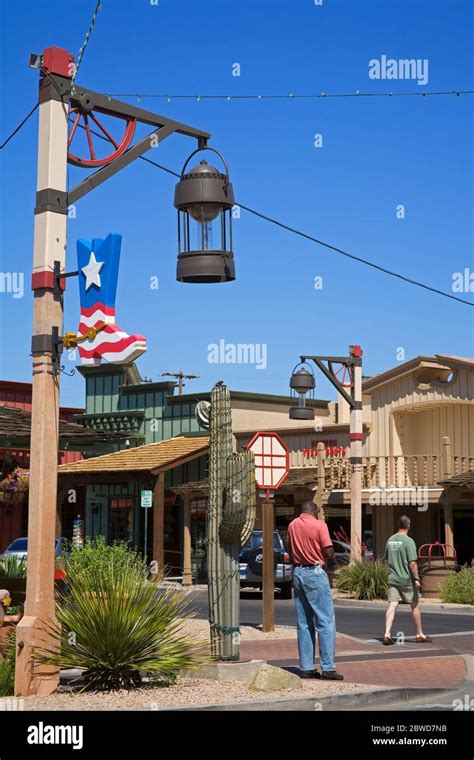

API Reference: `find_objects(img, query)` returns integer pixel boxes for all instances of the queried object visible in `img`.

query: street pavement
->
[186,588,473,708]
[187,588,474,639]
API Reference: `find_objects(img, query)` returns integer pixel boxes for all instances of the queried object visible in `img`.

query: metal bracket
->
[301,355,356,409]
[67,84,210,203]
[53,260,78,296]
[34,189,69,215]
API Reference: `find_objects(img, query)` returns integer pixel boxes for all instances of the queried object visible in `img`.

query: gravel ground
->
[179,617,297,641]
[17,677,374,711]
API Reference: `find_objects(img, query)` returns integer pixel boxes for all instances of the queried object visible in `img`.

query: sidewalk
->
[240,632,468,690]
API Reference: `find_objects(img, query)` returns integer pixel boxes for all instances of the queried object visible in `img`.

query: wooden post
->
[315,442,326,520]
[442,436,454,548]
[350,352,363,560]
[15,48,73,697]
[55,484,68,537]
[182,495,192,586]
[262,493,275,632]
[153,472,165,574]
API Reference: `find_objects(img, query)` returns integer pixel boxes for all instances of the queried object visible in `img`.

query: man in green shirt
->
[383,515,432,645]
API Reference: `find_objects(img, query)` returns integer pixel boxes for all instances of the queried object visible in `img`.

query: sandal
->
[383,636,395,645]
[415,635,433,643]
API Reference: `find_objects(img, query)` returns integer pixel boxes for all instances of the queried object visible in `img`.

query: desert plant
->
[335,559,388,600]
[35,558,206,692]
[207,382,256,660]
[62,535,146,588]
[440,565,474,605]
[0,555,27,579]
[0,630,16,697]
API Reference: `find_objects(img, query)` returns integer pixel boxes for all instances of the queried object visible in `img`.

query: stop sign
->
[246,432,290,491]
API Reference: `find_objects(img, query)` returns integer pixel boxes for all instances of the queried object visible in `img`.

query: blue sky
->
[0,0,473,408]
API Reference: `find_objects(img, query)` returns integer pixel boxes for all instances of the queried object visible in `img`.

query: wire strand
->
[105,89,473,102]
[0,104,38,150]
[72,119,473,308]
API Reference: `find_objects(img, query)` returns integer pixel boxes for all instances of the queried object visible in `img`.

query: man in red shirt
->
[287,500,343,680]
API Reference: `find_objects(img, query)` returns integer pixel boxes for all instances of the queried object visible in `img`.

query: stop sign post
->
[247,432,290,632]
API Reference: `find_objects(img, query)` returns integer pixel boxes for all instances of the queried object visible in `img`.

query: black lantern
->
[289,363,315,420]
[174,147,235,283]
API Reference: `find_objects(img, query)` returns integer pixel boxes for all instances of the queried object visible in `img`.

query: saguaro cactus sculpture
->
[207,382,256,660]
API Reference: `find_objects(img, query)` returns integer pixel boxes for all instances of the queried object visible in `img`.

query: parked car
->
[332,539,374,564]
[2,536,65,560]
[239,530,293,599]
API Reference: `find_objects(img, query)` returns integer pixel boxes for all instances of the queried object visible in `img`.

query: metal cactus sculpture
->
[205,382,256,660]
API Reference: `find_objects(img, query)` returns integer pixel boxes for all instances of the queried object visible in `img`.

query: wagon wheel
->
[67,107,136,168]
[328,361,354,389]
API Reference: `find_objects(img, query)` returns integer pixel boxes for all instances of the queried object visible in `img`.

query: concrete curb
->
[461,654,474,681]
[162,686,455,712]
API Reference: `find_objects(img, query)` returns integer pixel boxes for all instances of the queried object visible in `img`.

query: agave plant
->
[0,555,27,579]
[335,559,388,600]
[35,557,206,691]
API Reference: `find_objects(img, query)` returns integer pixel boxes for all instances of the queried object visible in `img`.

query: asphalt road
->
[187,589,474,639]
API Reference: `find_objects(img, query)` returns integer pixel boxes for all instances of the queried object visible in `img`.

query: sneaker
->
[321,670,344,681]
[300,670,321,679]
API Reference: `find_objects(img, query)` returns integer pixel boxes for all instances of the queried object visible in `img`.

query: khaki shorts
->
[388,584,419,604]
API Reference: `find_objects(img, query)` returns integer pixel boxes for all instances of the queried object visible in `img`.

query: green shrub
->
[35,555,206,692]
[0,630,16,697]
[0,555,27,579]
[440,565,474,605]
[63,536,146,589]
[335,559,388,600]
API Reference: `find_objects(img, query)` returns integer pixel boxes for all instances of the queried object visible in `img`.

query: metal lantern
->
[174,147,235,283]
[289,363,316,420]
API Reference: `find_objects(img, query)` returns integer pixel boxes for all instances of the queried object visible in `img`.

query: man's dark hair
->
[300,499,316,515]
[399,515,411,529]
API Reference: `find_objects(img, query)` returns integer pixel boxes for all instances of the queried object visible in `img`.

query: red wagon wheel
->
[328,361,354,389]
[67,107,136,168]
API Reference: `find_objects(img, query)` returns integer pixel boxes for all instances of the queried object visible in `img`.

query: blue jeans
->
[293,565,336,672]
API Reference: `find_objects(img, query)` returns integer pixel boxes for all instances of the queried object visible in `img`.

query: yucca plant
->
[35,559,206,692]
[335,559,388,600]
[0,555,27,579]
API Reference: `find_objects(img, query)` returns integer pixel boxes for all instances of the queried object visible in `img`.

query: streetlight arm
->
[70,84,211,139]
[301,355,356,408]
[69,123,175,203]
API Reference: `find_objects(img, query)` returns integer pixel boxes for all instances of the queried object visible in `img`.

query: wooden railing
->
[318,454,474,489]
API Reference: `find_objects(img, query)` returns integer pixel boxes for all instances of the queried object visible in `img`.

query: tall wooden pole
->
[262,494,275,632]
[15,47,73,696]
[182,495,192,586]
[442,436,454,548]
[350,348,363,560]
[153,472,165,573]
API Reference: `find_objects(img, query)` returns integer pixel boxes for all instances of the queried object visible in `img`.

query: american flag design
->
[77,233,147,366]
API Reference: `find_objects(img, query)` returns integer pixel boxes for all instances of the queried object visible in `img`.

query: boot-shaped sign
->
[76,233,147,365]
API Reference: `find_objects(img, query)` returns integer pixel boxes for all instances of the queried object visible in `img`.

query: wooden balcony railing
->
[317,454,474,489]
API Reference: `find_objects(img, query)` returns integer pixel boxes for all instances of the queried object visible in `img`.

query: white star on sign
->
[82,251,104,290]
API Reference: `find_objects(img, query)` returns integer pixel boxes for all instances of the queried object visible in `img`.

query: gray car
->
[239,530,293,599]
[2,536,64,560]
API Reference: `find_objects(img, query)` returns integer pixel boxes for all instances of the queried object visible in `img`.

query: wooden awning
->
[58,434,209,482]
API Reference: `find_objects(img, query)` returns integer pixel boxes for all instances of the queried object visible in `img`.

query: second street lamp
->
[289,363,316,420]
